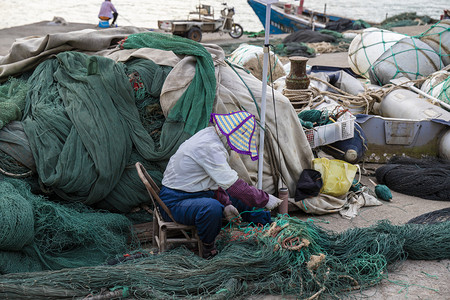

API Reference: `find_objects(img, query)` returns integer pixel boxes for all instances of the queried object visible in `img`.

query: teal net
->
[422,73,450,105]
[125,57,172,149]
[120,31,216,136]
[381,12,437,30]
[0,215,448,299]
[0,176,134,274]
[415,20,450,105]
[367,35,442,86]
[0,149,31,176]
[415,20,450,70]
[0,77,28,130]
[348,20,449,86]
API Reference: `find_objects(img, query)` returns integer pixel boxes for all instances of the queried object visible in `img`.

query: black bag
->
[294,169,323,202]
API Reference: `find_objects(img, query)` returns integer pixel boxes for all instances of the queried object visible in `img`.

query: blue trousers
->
[159,186,271,244]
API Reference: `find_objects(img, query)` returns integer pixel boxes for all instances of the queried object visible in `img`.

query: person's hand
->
[265,194,283,210]
[223,205,241,224]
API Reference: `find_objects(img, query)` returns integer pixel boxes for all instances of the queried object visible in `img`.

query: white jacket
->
[162,126,239,192]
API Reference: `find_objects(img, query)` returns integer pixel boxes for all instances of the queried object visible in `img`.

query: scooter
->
[158,2,244,42]
[219,3,244,39]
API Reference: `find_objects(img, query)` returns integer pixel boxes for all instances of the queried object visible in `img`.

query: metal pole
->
[257,0,278,189]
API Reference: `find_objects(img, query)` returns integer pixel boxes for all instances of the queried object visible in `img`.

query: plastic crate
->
[304,109,356,148]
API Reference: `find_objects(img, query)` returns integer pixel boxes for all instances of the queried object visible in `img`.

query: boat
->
[247,0,360,34]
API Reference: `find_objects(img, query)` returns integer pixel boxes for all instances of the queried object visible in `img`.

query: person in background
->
[159,111,283,259]
[98,0,119,27]
[443,9,450,20]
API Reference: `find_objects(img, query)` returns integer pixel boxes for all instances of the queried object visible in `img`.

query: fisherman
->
[98,0,119,27]
[159,111,283,259]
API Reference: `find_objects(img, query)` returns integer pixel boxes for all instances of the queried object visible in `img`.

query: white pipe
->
[391,77,450,112]
[257,0,278,189]
[408,85,450,111]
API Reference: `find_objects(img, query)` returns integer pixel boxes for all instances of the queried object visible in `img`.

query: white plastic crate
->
[304,108,356,148]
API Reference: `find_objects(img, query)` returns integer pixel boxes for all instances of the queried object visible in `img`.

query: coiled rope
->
[282,86,325,112]
[283,75,401,114]
[310,76,392,114]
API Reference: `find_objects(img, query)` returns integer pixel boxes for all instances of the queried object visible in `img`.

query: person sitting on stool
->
[98,0,118,27]
[159,111,283,259]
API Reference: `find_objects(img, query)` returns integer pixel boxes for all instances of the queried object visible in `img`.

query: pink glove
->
[214,187,232,206]
[226,179,269,208]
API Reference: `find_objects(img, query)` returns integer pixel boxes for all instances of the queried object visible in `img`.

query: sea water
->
[0,0,447,32]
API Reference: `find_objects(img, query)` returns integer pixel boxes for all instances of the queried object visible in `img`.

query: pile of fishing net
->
[0,77,28,130]
[0,176,134,275]
[1,214,448,299]
[284,30,338,44]
[279,29,355,57]
[408,207,450,224]
[275,41,316,58]
[325,19,371,32]
[297,108,334,129]
[380,12,438,30]
[0,32,216,213]
[278,30,334,58]
[375,156,450,201]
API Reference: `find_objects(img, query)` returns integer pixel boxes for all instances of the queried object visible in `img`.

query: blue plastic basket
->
[98,20,110,28]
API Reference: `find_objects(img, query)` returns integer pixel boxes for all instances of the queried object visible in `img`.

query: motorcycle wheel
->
[229,24,243,39]
[187,27,202,42]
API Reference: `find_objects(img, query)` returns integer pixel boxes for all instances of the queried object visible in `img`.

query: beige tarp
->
[113,43,314,195]
[296,188,382,218]
[0,27,314,198]
[0,26,148,82]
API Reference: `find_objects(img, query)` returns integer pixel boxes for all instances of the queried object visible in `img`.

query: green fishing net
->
[348,20,449,85]
[415,20,450,71]
[416,21,450,105]
[381,12,436,30]
[368,35,442,85]
[0,77,28,130]
[17,31,216,212]
[0,176,134,274]
[0,31,217,281]
[426,75,450,105]
[121,31,216,135]
[1,215,448,299]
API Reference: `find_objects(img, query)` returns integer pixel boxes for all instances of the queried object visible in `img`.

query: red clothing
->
[226,178,269,208]
[213,178,270,208]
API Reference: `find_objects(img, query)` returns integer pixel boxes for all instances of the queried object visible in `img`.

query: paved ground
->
[1,21,448,300]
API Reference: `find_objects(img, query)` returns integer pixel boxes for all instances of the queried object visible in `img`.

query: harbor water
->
[0,0,448,32]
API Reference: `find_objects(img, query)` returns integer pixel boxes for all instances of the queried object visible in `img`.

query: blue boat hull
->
[247,0,355,34]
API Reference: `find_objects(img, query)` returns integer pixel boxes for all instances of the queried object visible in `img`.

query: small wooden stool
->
[135,162,203,255]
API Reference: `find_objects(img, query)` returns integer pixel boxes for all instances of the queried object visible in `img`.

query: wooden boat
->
[247,0,359,34]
